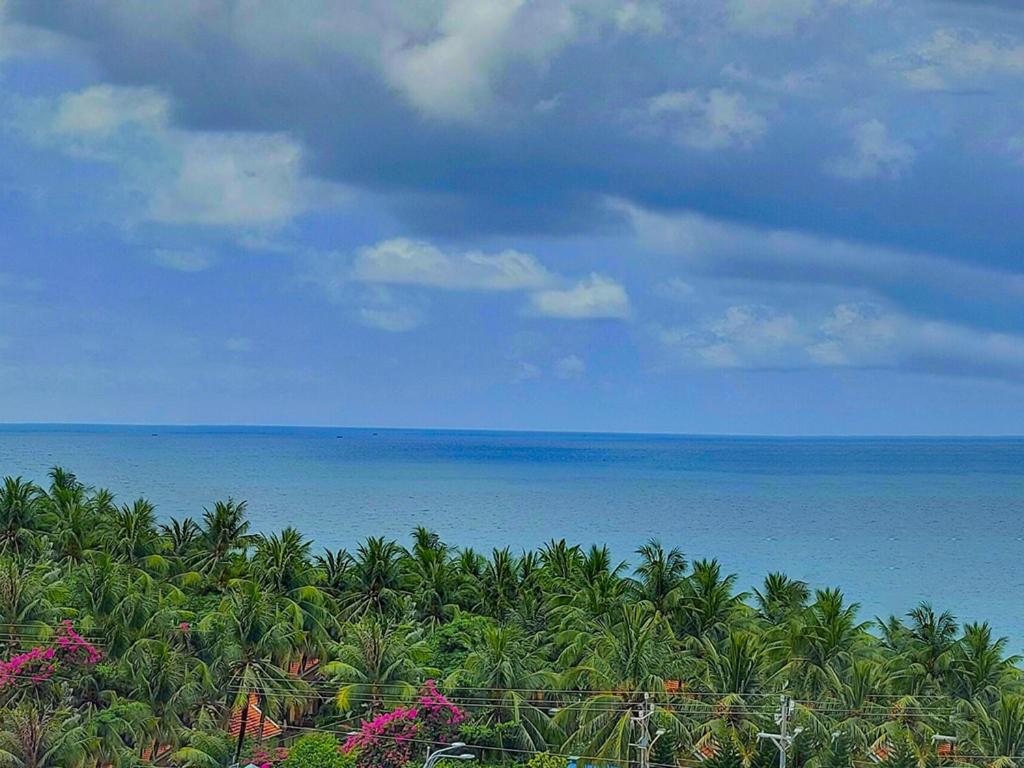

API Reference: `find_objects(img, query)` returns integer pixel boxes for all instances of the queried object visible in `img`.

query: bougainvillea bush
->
[0,621,102,695]
[343,681,465,768]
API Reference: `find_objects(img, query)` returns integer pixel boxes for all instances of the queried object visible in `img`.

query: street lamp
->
[424,742,476,768]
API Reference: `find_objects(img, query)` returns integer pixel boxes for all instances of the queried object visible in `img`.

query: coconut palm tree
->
[631,539,688,614]
[754,572,810,624]
[198,580,307,763]
[0,477,44,557]
[965,694,1024,766]
[194,499,256,587]
[323,617,433,714]
[452,624,557,751]
[951,623,1020,703]
[344,537,409,619]
[557,603,688,764]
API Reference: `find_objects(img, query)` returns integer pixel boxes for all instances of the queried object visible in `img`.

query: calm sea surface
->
[1,425,1022,647]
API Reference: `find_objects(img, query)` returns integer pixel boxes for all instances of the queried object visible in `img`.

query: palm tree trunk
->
[257,692,268,745]
[235,691,250,764]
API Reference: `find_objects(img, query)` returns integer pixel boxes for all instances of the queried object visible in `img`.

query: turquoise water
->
[1,425,1022,646]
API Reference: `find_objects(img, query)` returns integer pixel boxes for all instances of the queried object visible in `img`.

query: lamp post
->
[424,742,476,768]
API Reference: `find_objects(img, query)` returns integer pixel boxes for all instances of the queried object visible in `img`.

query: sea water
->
[1,425,1021,647]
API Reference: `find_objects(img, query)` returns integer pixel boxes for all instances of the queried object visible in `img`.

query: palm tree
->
[965,694,1024,766]
[951,623,1020,703]
[0,477,43,556]
[198,580,307,763]
[906,603,959,692]
[408,545,462,626]
[539,539,582,585]
[482,548,521,622]
[322,618,433,713]
[676,559,747,643]
[557,603,687,764]
[343,537,409,619]
[103,498,168,573]
[453,624,556,751]
[194,499,256,587]
[754,572,810,624]
[125,637,209,758]
[631,539,687,614]
[42,484,98,566]
[786,588,869,698]
[0,703,89,768]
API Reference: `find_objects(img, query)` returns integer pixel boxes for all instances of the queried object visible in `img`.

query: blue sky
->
[2,0,1024,434]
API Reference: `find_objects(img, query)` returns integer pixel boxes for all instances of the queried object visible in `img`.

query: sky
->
[1,0,1024,435]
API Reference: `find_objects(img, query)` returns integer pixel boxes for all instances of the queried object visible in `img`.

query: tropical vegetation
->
[0,469,1021,768]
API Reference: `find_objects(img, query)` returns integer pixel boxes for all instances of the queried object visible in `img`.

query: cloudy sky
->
[2,0,1024,434]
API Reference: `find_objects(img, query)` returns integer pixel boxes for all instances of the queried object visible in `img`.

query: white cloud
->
[725,0,877,36]
[554,354,587,379]
[224,337,254,353]
[149,248,213,272]
[656,301,1024,381]
[528,273,630,319]
[726,0,817,36]
[149,133,305,226]
[656,305,802,368]
[382,0,579,122]
[353,238,554,291]
[52,85,167,138]
[357,305,424,332]
[29,83,327,228]
[884,29,1024,92]
[513,361,543,382]
[643,88,768,150]
[807,303,1024,381]
[616,200,1024,306]
[653,277,697,300]
[826,119,915,180]
[615,1,667,34]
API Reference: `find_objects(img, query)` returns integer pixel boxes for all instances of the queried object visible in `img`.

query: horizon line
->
[1,421,1022,440]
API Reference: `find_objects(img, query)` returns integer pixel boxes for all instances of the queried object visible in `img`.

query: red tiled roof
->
[229,692,283,740]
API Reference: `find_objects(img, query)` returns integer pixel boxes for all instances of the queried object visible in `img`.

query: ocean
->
[1,425,1022,647]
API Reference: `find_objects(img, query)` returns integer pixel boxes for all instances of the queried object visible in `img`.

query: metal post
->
[757,695,803,768]
[630,692,665,768]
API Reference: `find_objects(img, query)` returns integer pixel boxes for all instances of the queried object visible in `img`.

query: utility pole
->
[630,693,666,768]
[757,695,803,768]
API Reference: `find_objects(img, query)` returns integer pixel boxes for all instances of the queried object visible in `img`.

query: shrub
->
[343,681,465,768]
[525,753,568,768]
[284,734,351,768]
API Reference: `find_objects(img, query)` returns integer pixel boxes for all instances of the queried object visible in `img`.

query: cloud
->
[148,133,306,226]
[353,238,554,291]
[656,301,1024,381]
[52,85,167,137]
[642,88,768,150]
[528,273,630,319]
[882,28,1024,91]
[356,305,424,332]
[553,353,587,379]
[825,119,915,180]
[149,248,213,272]
[27,83,327,228]
[382,0,578,122]
[726,0,818,36]
[656,305,802,368]
[224,337,253,353]
[618,200,1024,307]
[513,360,543,382]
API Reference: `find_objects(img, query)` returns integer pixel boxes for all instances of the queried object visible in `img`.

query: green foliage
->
[428,612,494,675]
[284,733,352,768]
[0,468,1020,768]
[525,752,568,768]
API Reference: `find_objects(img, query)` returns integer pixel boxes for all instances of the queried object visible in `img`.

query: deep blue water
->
[1,425,1022,647]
